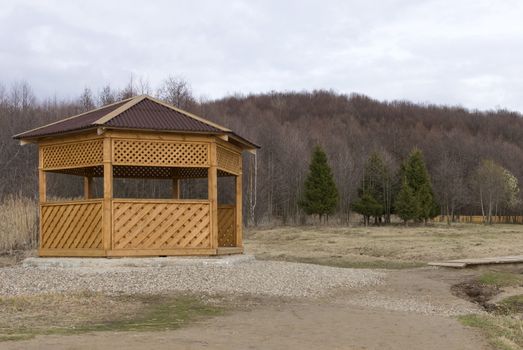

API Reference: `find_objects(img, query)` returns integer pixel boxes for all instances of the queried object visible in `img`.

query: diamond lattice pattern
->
[112,201,211,249]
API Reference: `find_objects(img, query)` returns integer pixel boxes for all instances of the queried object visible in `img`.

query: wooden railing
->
[40,199,104,255]
[218,205,236,247]
[39,198,228,256]
[111,199,212,251]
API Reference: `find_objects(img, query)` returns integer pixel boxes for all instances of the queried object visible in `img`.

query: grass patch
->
[0,334,34,342]
[459,314,523,350]
[258,255,424,269]
[245,224,523,269]
[479,272,523,288]
[498,295,523,314]
[0,293,223,342]
[72,295,222,333]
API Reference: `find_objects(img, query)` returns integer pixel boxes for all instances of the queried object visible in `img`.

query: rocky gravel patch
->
[345,292,485,316]
[0,260,384,298]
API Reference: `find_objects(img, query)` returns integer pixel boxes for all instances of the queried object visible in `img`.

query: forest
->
[1,77,523,226]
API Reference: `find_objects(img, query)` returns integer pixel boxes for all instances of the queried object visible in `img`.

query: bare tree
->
[136,77,152,95]
[10,81,35,111]
[473,159,519,224]
[98,85,116,106]
[156,76,195,110]
[433,153,467,224]
[78,87,95,111]
[118,75,136,100]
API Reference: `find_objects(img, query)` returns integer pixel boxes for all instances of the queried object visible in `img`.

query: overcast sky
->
[1,0,522,111]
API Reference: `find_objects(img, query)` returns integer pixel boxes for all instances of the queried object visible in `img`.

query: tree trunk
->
[487,192,493,225]
[480,188,485,223]
[446,203,451,226]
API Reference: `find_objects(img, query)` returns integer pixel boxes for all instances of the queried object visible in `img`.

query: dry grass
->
[460,314,523,350]
[0,195,38,253]
[0,292,223,341]
[244,224,523,268]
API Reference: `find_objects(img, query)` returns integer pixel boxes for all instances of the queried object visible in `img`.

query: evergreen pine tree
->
[403,148,438,222]
[417,183,434,223]
[404,148,429,192]
[352,192,383,226]
[354,152,391,224]
[395,178,419,225]
[299,145,339,222]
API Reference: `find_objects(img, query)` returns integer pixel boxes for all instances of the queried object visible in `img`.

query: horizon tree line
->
[1,77,523,225]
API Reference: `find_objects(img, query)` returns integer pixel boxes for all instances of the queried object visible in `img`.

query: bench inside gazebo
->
[14,95,258,257]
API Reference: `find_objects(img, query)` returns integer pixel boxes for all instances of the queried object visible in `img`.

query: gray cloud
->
[1,0,522,111]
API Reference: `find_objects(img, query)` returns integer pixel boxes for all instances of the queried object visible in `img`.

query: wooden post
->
[103,137,113,253]
[208,143,219,251]
[235,173,243,248]
[38,146,46,203]
[84,177,93,199]
[172,178,180,199]
[38,147,46,255]
[38,169,46,203]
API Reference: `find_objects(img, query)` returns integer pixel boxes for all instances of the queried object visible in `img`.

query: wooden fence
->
[434,215,523,224]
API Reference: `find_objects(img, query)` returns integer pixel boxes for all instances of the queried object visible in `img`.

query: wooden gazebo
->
[14,95,258,257]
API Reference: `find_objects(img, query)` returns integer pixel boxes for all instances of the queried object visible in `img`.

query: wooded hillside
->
[2,80,523,224]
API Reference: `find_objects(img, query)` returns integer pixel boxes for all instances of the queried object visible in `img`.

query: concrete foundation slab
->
[22,254,255,269]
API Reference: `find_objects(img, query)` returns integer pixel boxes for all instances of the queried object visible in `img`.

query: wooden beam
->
[103,137,113,252]
[39,248,106,257]
[106,248,217,257]
[235,173,243,248]
[172,178,180,199]
[208,143,219,251]
[84,176,93,199]
[216,247,244,255]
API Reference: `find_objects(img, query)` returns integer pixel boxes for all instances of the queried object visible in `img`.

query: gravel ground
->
[0,260,384,298]
[344,291,485,316]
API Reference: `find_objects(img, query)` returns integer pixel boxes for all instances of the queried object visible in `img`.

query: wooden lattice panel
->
[113,139,209,167]
[217,145,241,174]
[49,166,104,177]
[112,201,211,250]
[218,206,236,247]
[41,201,103,250]
[113,165,176,178]
[176,167,209,178]
[42,140,103,169]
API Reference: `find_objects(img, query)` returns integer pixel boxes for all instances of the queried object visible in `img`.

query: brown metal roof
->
[13,95,259,148]
[15,100,129,138]
[104,98,221,133]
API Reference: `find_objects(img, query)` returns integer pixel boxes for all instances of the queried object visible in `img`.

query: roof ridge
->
[13,96,135,138]
[92,95,147,125]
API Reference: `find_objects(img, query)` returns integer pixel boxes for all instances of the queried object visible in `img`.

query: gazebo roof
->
[14,95,258,149]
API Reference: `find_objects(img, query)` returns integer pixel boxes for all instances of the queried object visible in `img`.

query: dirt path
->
[0,268,490,350]
[0,301,487,350]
